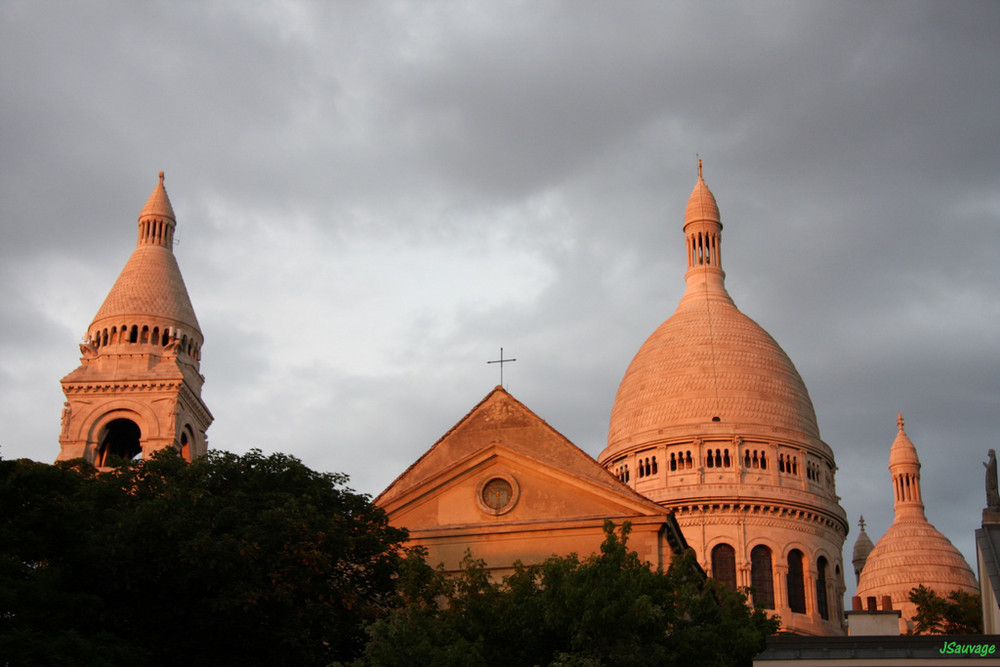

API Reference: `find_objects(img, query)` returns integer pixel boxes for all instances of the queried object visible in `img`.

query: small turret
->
[852,516,875,584]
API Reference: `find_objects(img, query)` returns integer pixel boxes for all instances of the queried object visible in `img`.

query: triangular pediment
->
[377,387,667,528]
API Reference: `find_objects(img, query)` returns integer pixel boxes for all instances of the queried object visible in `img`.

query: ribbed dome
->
[856,520,978,604]
[90,173,200,336]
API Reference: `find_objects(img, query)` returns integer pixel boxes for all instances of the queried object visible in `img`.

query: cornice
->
[669,500,849,536]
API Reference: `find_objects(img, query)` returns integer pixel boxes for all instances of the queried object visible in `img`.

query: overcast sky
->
[2,1,998,598]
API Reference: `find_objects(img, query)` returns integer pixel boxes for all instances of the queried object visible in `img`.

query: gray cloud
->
[3,0,998,600]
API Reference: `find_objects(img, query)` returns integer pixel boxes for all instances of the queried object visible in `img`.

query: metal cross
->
[487,347,517,387]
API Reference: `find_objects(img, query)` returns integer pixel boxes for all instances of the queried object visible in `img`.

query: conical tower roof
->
[90,172,201,337]
[605,162,820,453]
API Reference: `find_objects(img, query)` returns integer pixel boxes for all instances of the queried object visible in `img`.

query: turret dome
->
[605,162,821,455]
[856,416,978,632]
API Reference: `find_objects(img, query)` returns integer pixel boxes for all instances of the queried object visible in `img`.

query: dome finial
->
[158,171,165,184]
[698,157,703,180]
[897,413,905,432]
[859,515,867,532]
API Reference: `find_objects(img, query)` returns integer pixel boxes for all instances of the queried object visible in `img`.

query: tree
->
[0,449,407,666]
[908,585,982,635]
[359,521,779,667]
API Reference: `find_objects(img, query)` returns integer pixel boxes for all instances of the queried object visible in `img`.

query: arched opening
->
[816,556,829,620]
[179,428,192,461]
[711,543,737,591]
[751,545,775,609]
[786,549,807,614]
[98,418,141,466]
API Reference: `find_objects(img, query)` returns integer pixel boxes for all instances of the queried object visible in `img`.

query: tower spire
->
[57,172,211,466]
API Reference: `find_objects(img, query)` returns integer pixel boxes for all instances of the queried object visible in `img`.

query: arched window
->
[711,543,737,591]
[98,418,141,466]
[751,545,775,609]
[651,456,657,474]
[816,556,829,620]
[787,549,806,614]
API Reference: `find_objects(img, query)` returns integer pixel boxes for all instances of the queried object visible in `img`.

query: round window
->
[481,477,513,510]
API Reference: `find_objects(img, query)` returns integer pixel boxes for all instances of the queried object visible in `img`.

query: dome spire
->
[137,171,176,249]
[680,160,730,306]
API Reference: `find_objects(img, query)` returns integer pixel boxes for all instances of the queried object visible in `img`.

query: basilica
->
[56,165,979,637]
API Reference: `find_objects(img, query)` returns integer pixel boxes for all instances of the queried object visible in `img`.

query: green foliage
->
[0,449,407,666]
[359,521,779,667]
[908,585,983,634]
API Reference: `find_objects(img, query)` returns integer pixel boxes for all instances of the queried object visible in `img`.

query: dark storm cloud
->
[2,0,998,599]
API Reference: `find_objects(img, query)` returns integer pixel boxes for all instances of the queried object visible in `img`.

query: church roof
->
[605,164,820,454]
[90,173,201,336]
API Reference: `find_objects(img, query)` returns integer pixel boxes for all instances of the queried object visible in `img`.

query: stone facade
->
[376,387,690,578]
[57,173,211,466]
[598,162,848,635]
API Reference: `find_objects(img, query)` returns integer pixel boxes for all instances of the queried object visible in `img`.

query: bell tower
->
[57,172,212,465]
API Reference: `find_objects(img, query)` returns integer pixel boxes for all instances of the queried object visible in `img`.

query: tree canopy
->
[358,521,779,667]
[908,585,982,635]
[0,449,407,666]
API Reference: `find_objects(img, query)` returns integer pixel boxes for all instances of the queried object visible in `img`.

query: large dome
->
[608,296,819,450]
[598,163,847,637]
[605,163,820,457]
